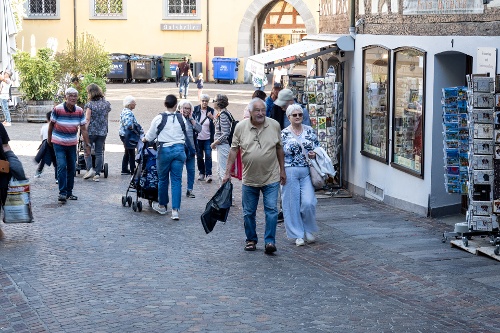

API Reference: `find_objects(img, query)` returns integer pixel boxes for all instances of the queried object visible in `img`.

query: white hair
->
[248,97,265,112]
[65,87,78,96]
[286,104,303,117]
[123,95,135,107]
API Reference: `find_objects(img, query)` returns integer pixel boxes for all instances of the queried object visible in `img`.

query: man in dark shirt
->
[178,57,190,99]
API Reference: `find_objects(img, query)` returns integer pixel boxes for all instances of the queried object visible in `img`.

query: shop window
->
[91,0,126,19]
[361,46,390,162]
[163,0,200,20]
[392,47,426,177]
[26,0,59,19]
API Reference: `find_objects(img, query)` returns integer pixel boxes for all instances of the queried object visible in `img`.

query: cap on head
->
[274,89,294,107]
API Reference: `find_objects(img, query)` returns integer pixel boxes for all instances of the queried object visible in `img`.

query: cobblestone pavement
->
[1,82,499,333]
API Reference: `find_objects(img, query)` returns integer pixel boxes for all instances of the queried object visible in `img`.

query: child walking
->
[195,73,204,102]
[34,111,57,182]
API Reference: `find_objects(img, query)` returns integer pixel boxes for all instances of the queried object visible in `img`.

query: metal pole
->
[206,0,210,81]
[73,0,77,60]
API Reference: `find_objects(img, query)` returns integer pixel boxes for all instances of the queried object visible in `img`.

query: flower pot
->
[26,100,54,123]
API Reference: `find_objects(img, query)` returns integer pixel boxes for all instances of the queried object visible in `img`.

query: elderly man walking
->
[48,87,90,203]
[223,98,286,255]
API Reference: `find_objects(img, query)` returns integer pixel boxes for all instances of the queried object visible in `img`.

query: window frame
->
[90,0,127,20]
[163,0,201,20]
[391,47,427,178]
[361,45,391,163]
[24,0,60,20]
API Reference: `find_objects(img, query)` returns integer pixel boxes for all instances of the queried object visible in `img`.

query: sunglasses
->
[291,113,303,117]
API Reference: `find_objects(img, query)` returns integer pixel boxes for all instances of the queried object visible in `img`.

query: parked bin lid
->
[162,53,191,60]
[212,57,240,64]
[109,53,130,60]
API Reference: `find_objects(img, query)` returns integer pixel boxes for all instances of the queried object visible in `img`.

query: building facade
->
[16,0,319,82]
[316,0,500,216]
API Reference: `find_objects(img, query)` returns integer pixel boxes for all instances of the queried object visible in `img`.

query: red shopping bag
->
[230,149,242,180]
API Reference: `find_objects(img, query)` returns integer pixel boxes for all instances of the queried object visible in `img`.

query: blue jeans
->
[185,153,195,191]
[53,143,77,197]
[242,181,280,245]
[0,98,11,123]
[196,139,212,176]
[179,76,190,97]
[157,143,186,209]
[85,135,106,175]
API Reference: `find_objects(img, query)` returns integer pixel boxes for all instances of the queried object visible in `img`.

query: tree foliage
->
[77,74,107,106]
[13,48,60,101]
[55,33,112,79]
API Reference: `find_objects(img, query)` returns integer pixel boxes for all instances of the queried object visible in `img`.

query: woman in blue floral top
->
[83,84,111,182]
[281,104,319,246]
[119,95,143,175]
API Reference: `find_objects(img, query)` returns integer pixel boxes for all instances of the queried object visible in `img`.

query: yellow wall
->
[16,0,319,82]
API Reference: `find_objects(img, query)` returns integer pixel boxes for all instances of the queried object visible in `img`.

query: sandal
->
[244,241,256,251]
[264,243,277,254]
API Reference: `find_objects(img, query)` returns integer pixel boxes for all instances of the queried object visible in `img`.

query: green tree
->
[78,74,107,106]
[13,48,60,101]
[55,32,112,79]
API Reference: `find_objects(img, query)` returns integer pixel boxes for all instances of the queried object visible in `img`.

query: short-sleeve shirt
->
[178,61,190,76]
[50,102,86,146]
[231,118,282,187]
[84,98,111,136]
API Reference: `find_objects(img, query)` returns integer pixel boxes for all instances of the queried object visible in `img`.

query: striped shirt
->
[50,102,86,146]
[214,109,233,144]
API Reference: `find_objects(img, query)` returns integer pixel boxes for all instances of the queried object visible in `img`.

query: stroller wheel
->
[103,163,108,178]
[127,196,133,207]
[121,196,127,207]
[132,201,137,212]
[137,201,143,212]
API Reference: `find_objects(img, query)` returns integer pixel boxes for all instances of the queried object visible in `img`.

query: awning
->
[245,34,354,79]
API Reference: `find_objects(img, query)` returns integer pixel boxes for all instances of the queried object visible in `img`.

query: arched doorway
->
[237,0,317,80]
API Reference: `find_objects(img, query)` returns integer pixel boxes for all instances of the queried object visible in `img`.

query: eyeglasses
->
[254,133,261,149]
[201,100,209,102]
[291,113,303,117]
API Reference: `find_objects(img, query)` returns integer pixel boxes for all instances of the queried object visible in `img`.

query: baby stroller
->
[75,136,109,178]
[122,142,158,212]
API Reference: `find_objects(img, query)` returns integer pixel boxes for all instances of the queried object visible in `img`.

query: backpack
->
[221,110,238,145]
[156,112,196,157]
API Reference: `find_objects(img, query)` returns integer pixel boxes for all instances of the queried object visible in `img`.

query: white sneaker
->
[198,174,205,181]
[34,171,42,178]
[93,174,100,182]
[2,121,11,127]
[83,168,95,179]
[205,175,213,183]
[296,238,305,246]
[171,209,179,220]
[152,201,167,215]
[305,232,315,243]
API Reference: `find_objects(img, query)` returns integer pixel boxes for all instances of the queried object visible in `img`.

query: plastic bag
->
[200,182,233,234]
[3,179,33,223]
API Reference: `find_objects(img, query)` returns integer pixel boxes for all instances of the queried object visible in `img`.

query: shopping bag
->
[230,149,242,180]
[200,182,233,234]
[3,179,34,223]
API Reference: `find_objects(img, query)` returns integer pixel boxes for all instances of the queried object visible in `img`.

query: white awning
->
[245,34,354,79]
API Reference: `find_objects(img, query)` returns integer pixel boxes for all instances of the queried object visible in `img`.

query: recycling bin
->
[162,53,191,81]
[212,57,240,84]
[154,56,164,81]
[129,54,157,83]
[107,53,131,84]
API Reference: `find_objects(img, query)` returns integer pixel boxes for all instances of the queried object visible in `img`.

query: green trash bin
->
[162,53,191,82]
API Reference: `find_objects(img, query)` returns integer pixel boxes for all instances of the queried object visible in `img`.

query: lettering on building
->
[402,0,484,15]
[319,0,349,16]
[160,24,202,31]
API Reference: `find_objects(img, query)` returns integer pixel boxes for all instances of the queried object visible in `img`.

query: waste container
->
[107,53,131,84]
[129,54,157,84]
[162,53,191,82]
[212,57,240,84]
[154,56,164,81]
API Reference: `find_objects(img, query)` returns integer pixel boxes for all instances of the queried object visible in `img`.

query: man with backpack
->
[143,94,194,220]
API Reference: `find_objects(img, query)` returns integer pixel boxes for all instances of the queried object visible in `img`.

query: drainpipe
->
[349,0,356,39]
[73,0,77,60]
[206,0,210,81]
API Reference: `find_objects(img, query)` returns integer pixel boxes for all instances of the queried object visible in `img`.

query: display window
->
[361,46,390,162]
[391,47,426,177]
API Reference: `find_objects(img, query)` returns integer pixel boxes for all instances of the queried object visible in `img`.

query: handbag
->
[0,159,9,173]
[289,127,325,190]
[3,178,34,223]
[124,123,140,149]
